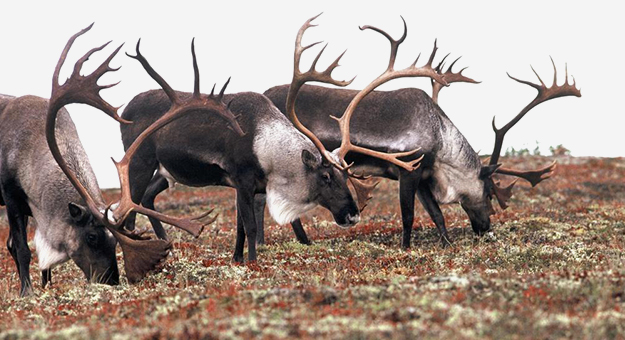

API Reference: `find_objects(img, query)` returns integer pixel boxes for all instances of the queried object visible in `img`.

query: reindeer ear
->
[479,164,501,179]
[301,149,319,170]
[68,203,89,224]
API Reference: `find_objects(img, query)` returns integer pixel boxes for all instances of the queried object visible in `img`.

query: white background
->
[0,1,620,188]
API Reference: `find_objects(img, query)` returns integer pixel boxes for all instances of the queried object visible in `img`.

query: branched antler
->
[431,53,480,104]
[46,24,171,283]
[108,39,245,234]
[487,58,581,208]
[47,24,123,224]
[491,178,518,210]
[490,58,581,165]
[348,177,381,212]
[46,24,243,282]
[496,161,557,187]
[285,15,451,210]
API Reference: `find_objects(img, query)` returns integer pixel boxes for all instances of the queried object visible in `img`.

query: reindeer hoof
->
[440,236,452,248]
[232,254,244,264]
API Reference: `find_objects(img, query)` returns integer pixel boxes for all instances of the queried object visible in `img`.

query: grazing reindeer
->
[120,14,442,259]
[0,24,241,296]
[1,94,119,296]
[264,19,582,248]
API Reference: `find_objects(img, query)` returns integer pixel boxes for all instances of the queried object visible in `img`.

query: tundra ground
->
[0,156,624,339]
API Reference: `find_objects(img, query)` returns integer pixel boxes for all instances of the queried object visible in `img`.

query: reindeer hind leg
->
[2,185,33,296]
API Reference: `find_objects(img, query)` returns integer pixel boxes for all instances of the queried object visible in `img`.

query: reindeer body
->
[0,95,118,296]
[265,84,492,247]
[121,89,359,262]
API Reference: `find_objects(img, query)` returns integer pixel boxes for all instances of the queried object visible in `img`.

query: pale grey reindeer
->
[1,89,119,296]
[264,19,582,248]
[0,24,243,296]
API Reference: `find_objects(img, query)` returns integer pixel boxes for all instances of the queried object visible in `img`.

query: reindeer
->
[264,18,582,248]
[119,14,443,259]
[0,24,242,296]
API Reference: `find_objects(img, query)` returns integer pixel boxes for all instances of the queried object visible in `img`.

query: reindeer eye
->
[87,233,98,246]
[322,172,332,184]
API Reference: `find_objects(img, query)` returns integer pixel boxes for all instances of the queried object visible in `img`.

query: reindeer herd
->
[0,15,581,297]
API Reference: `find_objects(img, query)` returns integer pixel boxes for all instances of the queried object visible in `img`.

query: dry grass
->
[1,156,624,339]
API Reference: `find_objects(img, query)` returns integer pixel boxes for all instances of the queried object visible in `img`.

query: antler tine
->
[489,58,581,165]
[435,53,450,73]
[218,77,231,100]
[425,39,439,68]
[70,41,111,80]
[348,177,381,212]
[126,40,180,106]
[492,178,518,210]
[191,208,215,221]
[496,161,557,187]
[359,16,407,72]
[550,57,558,87]
[52,23,94,88]
[293,14,322,73]
[431,54,480,104]
[191,38,200,98]
[445,57,479,84]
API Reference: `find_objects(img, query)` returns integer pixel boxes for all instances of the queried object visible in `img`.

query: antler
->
[46,24,172,283]
[496,161,556,187]
[47,24,124,222]
[431,53,480,104]
[285,13,353,169]
[348,177,381,212]
[287,15,446,176]
[490,58,581,165]
[487,58,581,208]
[46,24,242,282]
[330,17,449,171]
[491,178,518,210]
[108,39,244,233]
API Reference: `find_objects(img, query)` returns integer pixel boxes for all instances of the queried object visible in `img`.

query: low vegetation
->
[1,155,624,339]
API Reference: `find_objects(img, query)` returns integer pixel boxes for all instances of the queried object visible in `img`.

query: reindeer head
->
[66,202,119,285]
[431,54,581,234]
[298,149,360,227]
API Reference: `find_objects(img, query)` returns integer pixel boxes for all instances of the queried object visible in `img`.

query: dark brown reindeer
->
[264,19,582,248]
[0,24,242,296]
[119,14,445,256]
[119,21,361,262]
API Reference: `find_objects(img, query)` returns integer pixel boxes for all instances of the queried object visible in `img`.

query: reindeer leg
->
[253,194,266,245]
[4,194,32,296]
[125,154,159,232]
[399,169,421,249]
[291,219,311,245]
[235,187,258,263]
[141,173,170,240]
[233,190,257,263]
[232,208,246,263]
[42,269,51,288]
[416,184,452,247]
